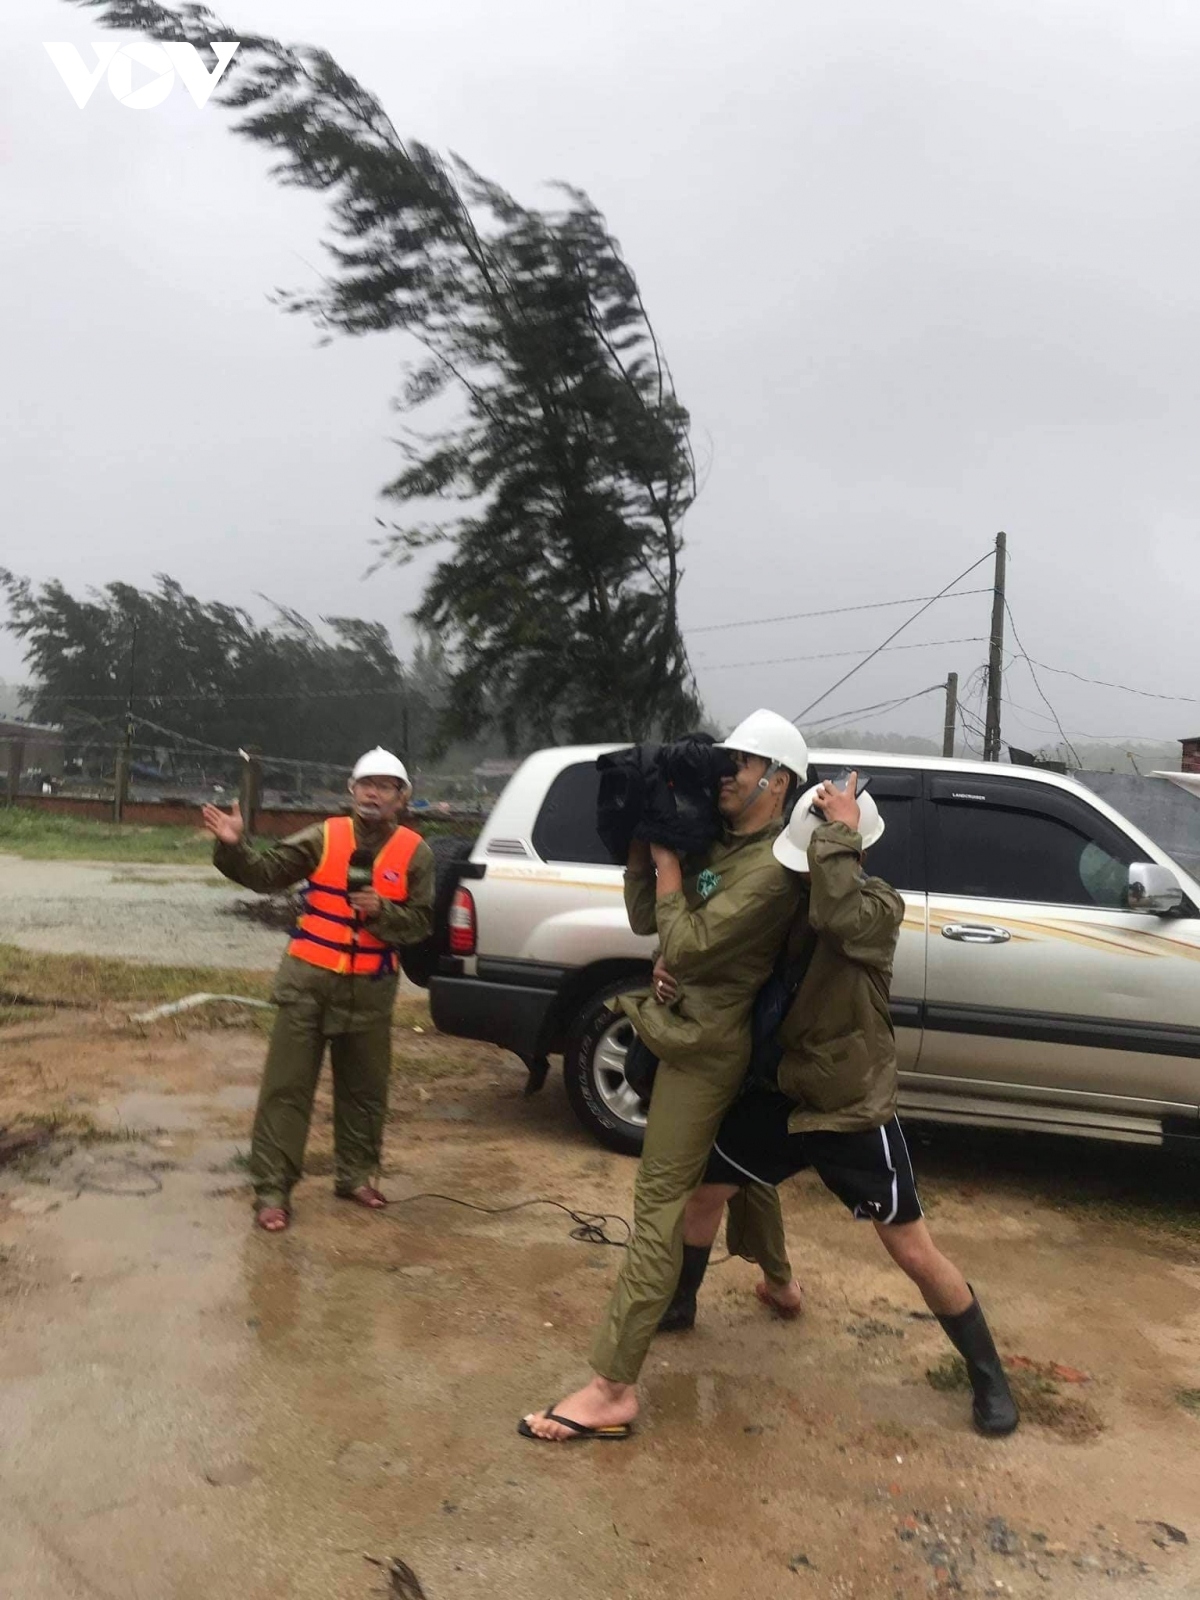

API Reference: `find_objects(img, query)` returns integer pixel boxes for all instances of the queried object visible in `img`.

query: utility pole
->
[239,745,263,840]
[982,531,1007,761]
[942,672,958,759]
[114,615,138,822]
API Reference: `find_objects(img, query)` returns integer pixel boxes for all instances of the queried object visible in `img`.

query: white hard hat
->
[773,783,885,872]
[718,709,810,777]
[351,747,410,785]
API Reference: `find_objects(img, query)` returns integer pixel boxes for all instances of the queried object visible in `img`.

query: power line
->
[957,704,985,758]
[132,714,353,773]
[1001,693,1178,745]
[790,549,995,724]
[687,588,991,636]
[699,636,987,673]
[800,683,946,733]
[1014,656,1200,707]
[1002,601,1081,768]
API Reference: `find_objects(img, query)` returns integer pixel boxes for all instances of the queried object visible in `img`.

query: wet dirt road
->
[0,853,283,968]
[2,1016,1199,1600]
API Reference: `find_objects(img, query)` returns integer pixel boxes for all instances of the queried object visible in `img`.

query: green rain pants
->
[249,973,394,1210]
[588,1057,794,1386]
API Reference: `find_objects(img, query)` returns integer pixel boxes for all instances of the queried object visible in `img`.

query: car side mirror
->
[1127,862,1183,915]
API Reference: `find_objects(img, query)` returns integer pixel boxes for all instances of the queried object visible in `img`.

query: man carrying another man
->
[203,748,434,1233]
[666,772,1020,1438]
[521,709,810,1441]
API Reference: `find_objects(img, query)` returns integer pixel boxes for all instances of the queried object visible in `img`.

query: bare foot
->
[255,1206,289,1233]
[522,1377,639,1441]
[756,1278,804,1319]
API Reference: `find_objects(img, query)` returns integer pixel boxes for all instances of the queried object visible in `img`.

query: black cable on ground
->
[380,1190,633,1248]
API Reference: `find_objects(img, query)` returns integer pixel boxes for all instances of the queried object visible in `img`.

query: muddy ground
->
[2,1002,1199,1600]
[0,853,284,968]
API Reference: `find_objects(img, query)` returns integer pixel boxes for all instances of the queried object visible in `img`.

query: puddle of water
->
[95,1091,208,1132]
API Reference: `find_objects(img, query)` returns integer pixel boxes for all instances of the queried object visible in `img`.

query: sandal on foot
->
[336,1185,388,1210]
[255,1206,290,1233]
[756,1281,802,1320]
[517,1410,633,1442]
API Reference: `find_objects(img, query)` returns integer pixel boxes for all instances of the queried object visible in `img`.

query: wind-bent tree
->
[0,570,439,769]
[67,1,700,747]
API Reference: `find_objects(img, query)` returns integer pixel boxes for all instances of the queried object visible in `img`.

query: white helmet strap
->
[735,758,784,818]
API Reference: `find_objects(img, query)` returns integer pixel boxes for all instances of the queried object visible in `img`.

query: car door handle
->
[941,923,1012,945]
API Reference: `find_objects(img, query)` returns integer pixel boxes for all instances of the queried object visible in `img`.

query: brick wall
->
[11,794,327,836]
[1182,737,1200,775]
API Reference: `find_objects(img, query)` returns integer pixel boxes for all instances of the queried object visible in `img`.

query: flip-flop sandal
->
[755,1281,802,1320]
[255,1206,290,1233]
[517,1409,633,1442]
[336,1186,388,1210]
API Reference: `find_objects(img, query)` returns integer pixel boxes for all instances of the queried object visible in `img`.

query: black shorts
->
[704,1090,924,1226]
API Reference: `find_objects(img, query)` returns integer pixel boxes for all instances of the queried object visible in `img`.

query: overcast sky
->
[3,0,1198,755]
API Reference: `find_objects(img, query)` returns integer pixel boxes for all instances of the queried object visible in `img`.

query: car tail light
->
[448,887,477,955]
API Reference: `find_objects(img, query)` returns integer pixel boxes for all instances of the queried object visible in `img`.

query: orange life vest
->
[287,816,423,977]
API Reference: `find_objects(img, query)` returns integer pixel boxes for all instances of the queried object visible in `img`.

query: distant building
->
[0,718,64,779]
[1181,735,1200,775]
[472,758,522,787]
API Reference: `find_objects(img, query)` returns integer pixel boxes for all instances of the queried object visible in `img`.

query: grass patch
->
[926,1353,1105,1441]
[925,1353,972,1394]
[0,808,213,863]
[1177,1388,1200,1416]
[0,942,273,1010]
[6,1108,143,1145]
[1,807,478,864]
[1051,1189,1200,1243]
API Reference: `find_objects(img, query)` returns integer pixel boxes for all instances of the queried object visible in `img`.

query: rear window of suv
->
[532,761,613,865]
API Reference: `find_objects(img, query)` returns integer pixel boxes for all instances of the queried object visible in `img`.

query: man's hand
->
[649,842,684,898]
[652,956,679,1006]
[627,839,652,872]
[348,888,382,919]
[813,772,862,832]
[201,800,244,846]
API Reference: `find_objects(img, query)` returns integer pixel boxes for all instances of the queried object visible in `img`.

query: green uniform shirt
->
[616,822,801,1072]
[777,821,906,1133]
[213,818,435,1026]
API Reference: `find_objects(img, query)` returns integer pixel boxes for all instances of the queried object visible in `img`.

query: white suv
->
[424,747,1200,1155]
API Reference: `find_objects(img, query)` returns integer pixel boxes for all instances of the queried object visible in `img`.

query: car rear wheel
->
[564,981,649,1156]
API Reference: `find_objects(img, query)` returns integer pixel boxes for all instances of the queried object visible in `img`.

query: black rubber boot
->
[937,1292,1020,1437]
[657,1244,712,1333]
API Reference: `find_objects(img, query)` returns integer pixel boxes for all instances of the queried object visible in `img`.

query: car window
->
[859,796,915,890]
[929,800,1138,907]
[531,761,612,865]
[812,768,921,891]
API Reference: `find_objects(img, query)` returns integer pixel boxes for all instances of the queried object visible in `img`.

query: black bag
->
[742,926,819,1095]
[623,1032,660,1102]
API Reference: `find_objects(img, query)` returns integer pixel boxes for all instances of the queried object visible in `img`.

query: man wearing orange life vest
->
[202,748,434,1233]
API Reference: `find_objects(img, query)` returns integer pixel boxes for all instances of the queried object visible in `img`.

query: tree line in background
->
[1,564,1180,779]
[0,571,461,774]
[68,0,701,748]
